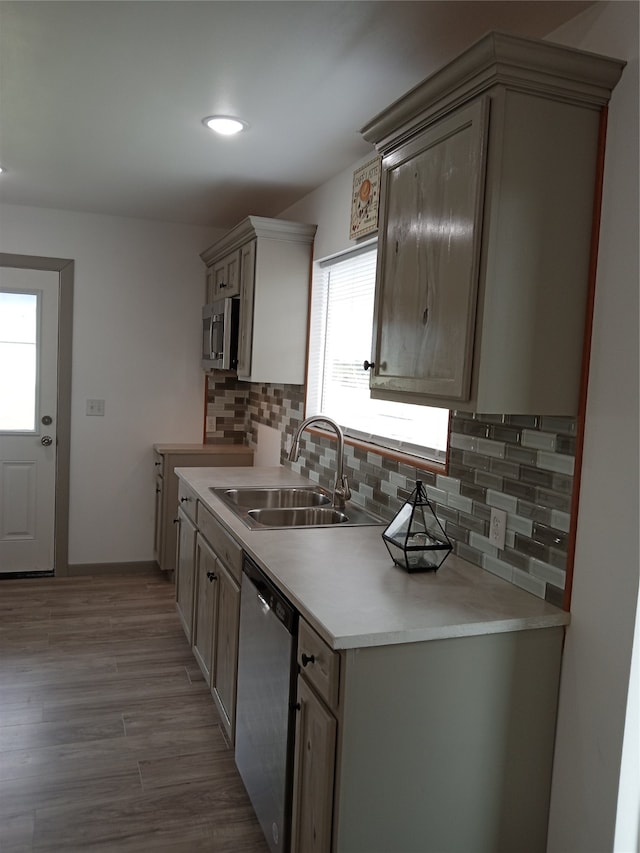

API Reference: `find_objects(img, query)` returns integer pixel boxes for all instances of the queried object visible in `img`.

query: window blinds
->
[307,245,448,463]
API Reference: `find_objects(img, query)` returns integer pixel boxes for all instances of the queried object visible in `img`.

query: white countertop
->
[176,465,570,650]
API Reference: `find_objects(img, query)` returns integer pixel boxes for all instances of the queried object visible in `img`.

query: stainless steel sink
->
[210,486,384,529]
[247,506,348,527]
[215,486,332,509]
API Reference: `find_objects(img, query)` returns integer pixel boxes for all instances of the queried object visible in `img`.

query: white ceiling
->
[0,1,594,228]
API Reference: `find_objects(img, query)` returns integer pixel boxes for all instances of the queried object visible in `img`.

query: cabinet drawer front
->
[298,620,340,711]
[177,481,198,524]
[196,503,243,583]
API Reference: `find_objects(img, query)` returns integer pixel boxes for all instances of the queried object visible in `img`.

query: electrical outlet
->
[206,416,216,432]
[489,507,507,550]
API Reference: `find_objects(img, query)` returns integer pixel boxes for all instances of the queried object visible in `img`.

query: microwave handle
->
[209,314,216,362]
[222,299,233,370]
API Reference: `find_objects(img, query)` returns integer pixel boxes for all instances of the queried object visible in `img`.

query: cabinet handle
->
[301,653,315,667]
[207,571,217,582]
[363,360,375,371]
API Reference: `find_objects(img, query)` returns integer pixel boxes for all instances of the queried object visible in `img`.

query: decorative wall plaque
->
[349,156,381,240]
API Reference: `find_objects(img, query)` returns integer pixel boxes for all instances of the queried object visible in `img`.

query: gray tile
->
[505,445,538,467]
[474,471,504,491]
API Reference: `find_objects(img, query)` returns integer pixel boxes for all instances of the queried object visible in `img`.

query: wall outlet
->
[489,507,507,550]
[206,416,216,432]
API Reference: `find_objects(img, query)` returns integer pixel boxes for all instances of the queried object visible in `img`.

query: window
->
[306,244,449,465]
[0,290,38,432]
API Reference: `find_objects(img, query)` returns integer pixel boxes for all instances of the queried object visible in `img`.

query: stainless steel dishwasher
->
[235,553,299,853]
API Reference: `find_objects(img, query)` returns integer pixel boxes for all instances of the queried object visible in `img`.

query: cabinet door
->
[212,250,241,299]
[192,534,219,684]
[153,474,163,566]
[236,239,256,379]
[291,676,337,853]
[175,507,197,643]
[212,562,240,739]
[371,98,488,402]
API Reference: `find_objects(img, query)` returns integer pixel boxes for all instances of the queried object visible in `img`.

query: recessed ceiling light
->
[202,115,248,136]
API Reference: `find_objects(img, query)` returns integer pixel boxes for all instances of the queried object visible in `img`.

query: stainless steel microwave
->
[202,297,239,371]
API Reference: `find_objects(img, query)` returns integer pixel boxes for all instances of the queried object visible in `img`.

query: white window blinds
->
[306,245,449,463]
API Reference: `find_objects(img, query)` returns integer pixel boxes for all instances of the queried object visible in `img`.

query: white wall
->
[281,6,640,848]
[280,153,374,261]
[0,203,220,565]
[543,3,640,851]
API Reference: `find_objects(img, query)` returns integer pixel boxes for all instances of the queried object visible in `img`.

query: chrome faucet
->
[287,415,351,508]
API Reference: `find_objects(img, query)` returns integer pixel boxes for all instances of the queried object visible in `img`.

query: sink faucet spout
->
[288,415,351,508]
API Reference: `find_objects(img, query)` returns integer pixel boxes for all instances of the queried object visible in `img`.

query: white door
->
[0,267,59,574]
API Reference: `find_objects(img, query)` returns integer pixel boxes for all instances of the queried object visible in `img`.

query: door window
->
[0,290,39,432]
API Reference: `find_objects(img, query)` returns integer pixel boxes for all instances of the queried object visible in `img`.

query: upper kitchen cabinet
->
[206,249,241,301]
[201,216,317,384]
[361,32,625,415]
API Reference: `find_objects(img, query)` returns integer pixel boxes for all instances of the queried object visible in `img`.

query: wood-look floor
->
[0,570,269,853]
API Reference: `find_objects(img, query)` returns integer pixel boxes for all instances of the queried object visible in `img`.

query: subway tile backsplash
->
[206,377,575,607]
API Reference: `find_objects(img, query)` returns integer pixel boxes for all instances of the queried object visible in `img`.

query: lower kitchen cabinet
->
[212,560,240,736]
[292,619,565,853]
[192,534,219,683]
[291,676,337,853]
[178,497,243,744]
[175,505,197,643]
[153,443,253,574]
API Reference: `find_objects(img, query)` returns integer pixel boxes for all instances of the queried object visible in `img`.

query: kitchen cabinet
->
[177,465,570,853]
[206,249,241,301]
[175,503,197,643]
[361,31,625,415]
[292,619,564,853]
[185,496,244,744]
[153,444,253,574]
[192,533,219,683]
[291,621,338,853]
[200,216,317,384]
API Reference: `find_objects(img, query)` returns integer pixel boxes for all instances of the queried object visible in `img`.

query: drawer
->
[298,619,340,711]
[177,480,198,524]
[197,503,243,583]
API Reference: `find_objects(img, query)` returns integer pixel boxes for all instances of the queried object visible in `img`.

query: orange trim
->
[562,106,609,612]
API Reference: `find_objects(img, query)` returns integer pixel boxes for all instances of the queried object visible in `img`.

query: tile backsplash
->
[206,377,575,607]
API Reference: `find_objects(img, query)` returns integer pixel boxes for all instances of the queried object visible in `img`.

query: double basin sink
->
[211,485,384,530]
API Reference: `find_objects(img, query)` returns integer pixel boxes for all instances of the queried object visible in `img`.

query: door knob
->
[41,435,53,446]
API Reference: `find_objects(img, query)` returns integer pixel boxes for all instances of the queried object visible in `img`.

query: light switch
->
[86,399,105,416]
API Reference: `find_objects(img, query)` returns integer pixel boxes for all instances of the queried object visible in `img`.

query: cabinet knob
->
[363,360,375,371]
[155,488,161,494]
[173,517,180,524]
[207,571,217,582]
[301,653,315,667]
[154,461,161,467]
[180,496,190,503]
[219,281,227,289]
